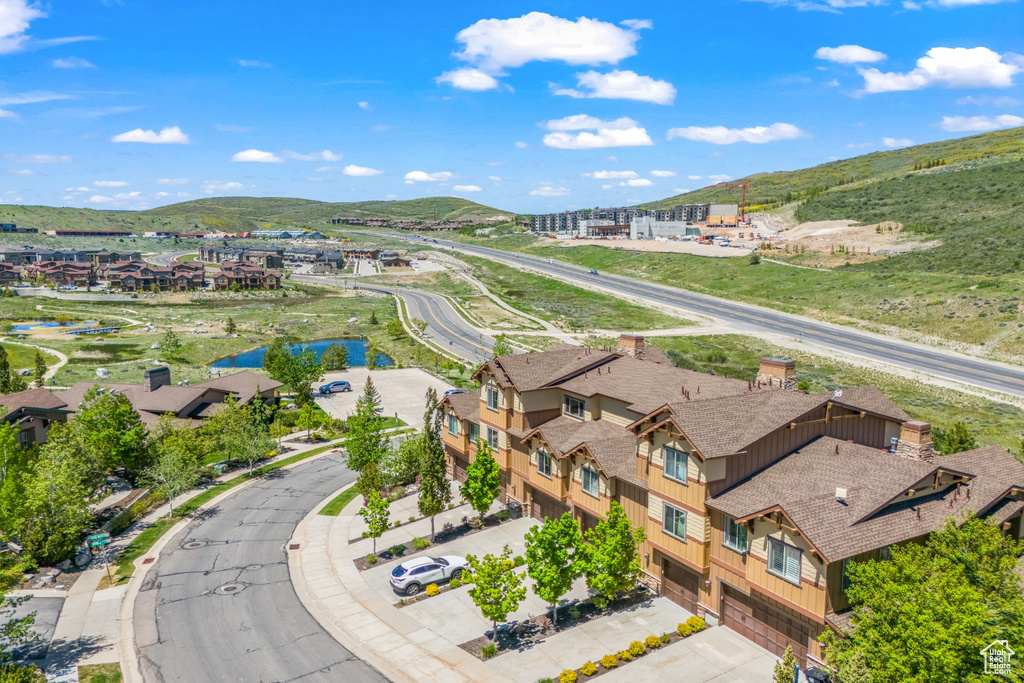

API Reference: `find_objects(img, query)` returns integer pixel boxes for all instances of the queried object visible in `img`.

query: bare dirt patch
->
[781,220,939,256]
[549,238,750,258]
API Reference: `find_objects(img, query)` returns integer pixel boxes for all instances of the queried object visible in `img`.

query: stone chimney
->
[617,334,646,360]
[144,366,171,392]
[895,421,934,462]
[757,358,797,390]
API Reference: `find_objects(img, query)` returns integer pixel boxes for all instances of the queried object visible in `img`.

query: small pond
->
[11,320,98,332]
[211,339,392,369]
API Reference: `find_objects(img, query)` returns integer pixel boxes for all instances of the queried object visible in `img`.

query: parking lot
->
[314,367,455,430]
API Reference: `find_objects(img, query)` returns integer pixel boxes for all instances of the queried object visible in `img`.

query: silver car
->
[389,555,469,596]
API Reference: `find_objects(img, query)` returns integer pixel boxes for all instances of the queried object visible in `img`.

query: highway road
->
[134,455,387,683]
[383,234,1024,398]
[145,251,196,267]
[294,274,495,363]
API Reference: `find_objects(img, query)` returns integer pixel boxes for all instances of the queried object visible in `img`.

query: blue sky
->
[0,0,1022,214]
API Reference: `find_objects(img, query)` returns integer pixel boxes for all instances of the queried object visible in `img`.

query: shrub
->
[412,536,430,550]
[559,670,577,683]
[591,595,608,611]
[468,517,484,529]
[481,643,498,659]
[617,650,632,662]
[390,544,407,556]
[796,379,811,392]
[366,553,377,564]
[496,508,510,521]
[568,605,581,620]
[686,615,706,632]
[600,654,618,669]
[513,554,526,567]
[425,583,440,597]
[660,632,671,644]
[449,578,462,589]
[645,635,661,649]
[393,520,401,528]
[628,640,646,657]
[677,623,692,637]
[580,661,597,676]
[408,515,415,523]
[447,503,455,510]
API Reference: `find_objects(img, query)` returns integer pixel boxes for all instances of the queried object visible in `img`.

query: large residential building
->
[102,261,206,292]
[530,204,737,233]
[199,245,285,268]
[0,247,141,266]
[0,223,37,234]
[212,262,281,290]
[440,337,1024,666]
[23,261,96,286]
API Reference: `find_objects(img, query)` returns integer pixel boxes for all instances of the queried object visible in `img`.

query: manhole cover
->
[215,583,246,595]
[182,541,207,549]
[244,565,262,572]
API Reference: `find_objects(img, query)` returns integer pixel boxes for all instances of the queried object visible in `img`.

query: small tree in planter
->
[295,402,319,440]
[417,388,452,540]
[460,439,501,524]
[356,462,386,503]
[466,544,526,643]
[524,512,584,625]
[582,501,646,606]
[358,489,390,555]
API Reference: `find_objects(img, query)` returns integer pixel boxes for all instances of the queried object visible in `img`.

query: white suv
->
[389,555,469,596]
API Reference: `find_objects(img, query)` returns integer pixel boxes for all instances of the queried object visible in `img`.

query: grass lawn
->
[78,663,123,683]
[0,342,38,369]
[319,485,360,516]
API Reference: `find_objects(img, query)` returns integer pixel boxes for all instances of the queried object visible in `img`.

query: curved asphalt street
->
[134,454,387,683]
[294,274,495,363]
[384,234,1024,398]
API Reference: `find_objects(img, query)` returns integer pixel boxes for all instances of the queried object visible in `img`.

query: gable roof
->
[479,346,617,392]
[526,415,644,488]
[194,370,282,404]
[0,387,68,412]
[440,391,480,423]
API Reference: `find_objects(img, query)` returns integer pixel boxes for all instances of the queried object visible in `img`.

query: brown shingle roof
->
[0,387,68,412]
[195,370,283,404]
[441,391,480,423]
[833,386,911,422]
[528,416,644,488]
[484,346,616,391]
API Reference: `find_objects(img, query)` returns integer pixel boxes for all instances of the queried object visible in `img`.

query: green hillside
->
[644,127,1024,210]
[0,196,509,235]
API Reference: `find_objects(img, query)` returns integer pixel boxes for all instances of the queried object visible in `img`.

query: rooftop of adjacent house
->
[441,390,480,423]
[0,387,68,412]
[706,437,1024,562]
[195,370,283,403]
[526,414,644,488]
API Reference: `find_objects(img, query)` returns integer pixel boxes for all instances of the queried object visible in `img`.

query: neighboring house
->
[439,335,1024,667]
[23,261,95,286]
[341,248,380,260]
[199,246,284,268]
[103,261,206,292]
[380,255,412,268]
[0,388,72,446]
[213,262,281,290]
[0,263,19,285]
[90,250,143,266]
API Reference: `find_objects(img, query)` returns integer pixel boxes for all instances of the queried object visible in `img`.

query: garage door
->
[662,558,700,613]
[529,487,567,521]
[721,585,812,664]
[450,454,468,483]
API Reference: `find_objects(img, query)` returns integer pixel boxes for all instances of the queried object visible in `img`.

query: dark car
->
[318,380,352,394]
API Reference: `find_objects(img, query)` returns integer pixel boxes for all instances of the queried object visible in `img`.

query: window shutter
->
[769,540,785,574]
[738,523,748,550]
[785,546,801,582]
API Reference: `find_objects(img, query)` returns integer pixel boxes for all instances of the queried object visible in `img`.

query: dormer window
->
[582,465,599,497]
[486,387,499,411]
[446,414,458,436]
[538,451,552,478]
[664,446,688,484]
[564,395,585,419]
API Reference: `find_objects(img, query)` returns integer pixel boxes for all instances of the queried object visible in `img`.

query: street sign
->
[90,539,111,548]
[88,533,110,542]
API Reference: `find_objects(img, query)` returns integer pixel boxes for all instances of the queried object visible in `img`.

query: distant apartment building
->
[249,229,324,239]
[0,247,141,265]
[0,223,37,234]
[0,263,19,286]
[102,261,206,292]
[213,262,281,290]
[199,246,284,269]
[23,261,96,286]
[42,229,135,238]
[530,204,735,234]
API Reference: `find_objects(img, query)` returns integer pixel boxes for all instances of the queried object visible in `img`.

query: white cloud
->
[620,178,653,187]
[488,175,502,182]
[814,45,886,64]
[651,170,676,177]
[404,170,452,183]
[542,114,653,149]
[0,90,74,106]
[315,166,339,173]
[231,149,283,163]
[93,180,129,187]
[53,56,94,68]
[155,192,170,198]
[343,164,384,176]
[0,0,45,54]
[554,70,676,105]
[673,188,691,193]
[620,19,652,30]
[436,68,500,91]
[906,0,1016,6]
[745,0,885,12]
[667,122,806,144]
[386,193,398,199]
[530,186,570,197]
[88,194,112,204]
[708,174,732,181]
[584,170,638,179]
[284,150,343,162]
[687,174,703,180]
[10,168,32,176]
[882,137,914,147]
[157,178,189,185]
[112,126,190,144]
[358,101,370,109]
[601,184,613,189]
[216,124,253,132]
[845,141,875,148]
[514,141,528,149]
[938,114,1024,131]
[203,180,245,192]
[5,153,72,163]
[955,95,1021,107]
[237,59,271,68]
[454,184,482,192]
[859,47,1021,94]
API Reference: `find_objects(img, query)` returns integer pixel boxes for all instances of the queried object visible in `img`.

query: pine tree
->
[32,351,47,388]
[773,644,798,683]
[343,376,389,471]
[225,317,237,335]
[417,388,451,540]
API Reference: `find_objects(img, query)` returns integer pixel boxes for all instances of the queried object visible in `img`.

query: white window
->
[663,504,687,541]
[486,427,498,448]
[723,517,748,553]
[581,465,600,497]
[564,395,585,419]
[538,451,552,478]
[486,387,500,411]
[664,447,688,483]
[469,423,479,443]
[768,538,802,585]
[446,414,458,436]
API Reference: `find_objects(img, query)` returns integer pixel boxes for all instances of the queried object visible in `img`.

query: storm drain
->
[244,565,263,572]
[215,583,246,595]
[182,541,207,550]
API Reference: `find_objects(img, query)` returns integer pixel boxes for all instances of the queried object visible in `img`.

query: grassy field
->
[0,342,38,369]
[637,334,1024,453]
[78,663,123,683]
[319,485,360,516]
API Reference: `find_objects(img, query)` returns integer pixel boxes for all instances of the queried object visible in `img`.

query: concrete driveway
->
[4,595,63,660]
[315,368,455,430]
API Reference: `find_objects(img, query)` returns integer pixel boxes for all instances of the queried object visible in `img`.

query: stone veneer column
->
[756,358,797,390]
[895,421,934,462]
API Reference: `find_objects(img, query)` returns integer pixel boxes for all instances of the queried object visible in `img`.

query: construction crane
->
[713,180,751,222]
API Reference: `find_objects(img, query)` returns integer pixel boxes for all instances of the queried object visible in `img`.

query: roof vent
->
[835,487,847,502]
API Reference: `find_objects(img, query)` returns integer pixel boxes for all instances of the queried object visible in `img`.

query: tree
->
[465,545,526,642]
[262,340,322,406]
[0,347,14,395]
[358,489,390,554]
[749,252,762,265]
[31,351,46,388]
[490,334,513,359]
[524,512,584,624]
[296,402,320,440]
[582,501,646,603]
[250,389,270,432]
[773,644,798,683]
[343,376,389,471]
[225,317,237,335]
[262,338,292,383]
[207,397,275,474]
[356,461,385,502]
[933,421,978,455]
[386,318,405,339]
[460,439,501,523]
[74,388,151,478]
[0,662,47,682]
[369,309,378,325]
[144,433,201,516]
[0,320,13,335]
[417,388,451,540]
[366,344,381,370]
[822,513,1024,683]
[382,437,420,488]
[320,343,349,372]
[162,329,181,357]
[0,419,35,527]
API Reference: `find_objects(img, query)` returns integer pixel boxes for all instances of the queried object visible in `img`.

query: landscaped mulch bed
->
[351,511,513,572]
[458,588,654,661]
